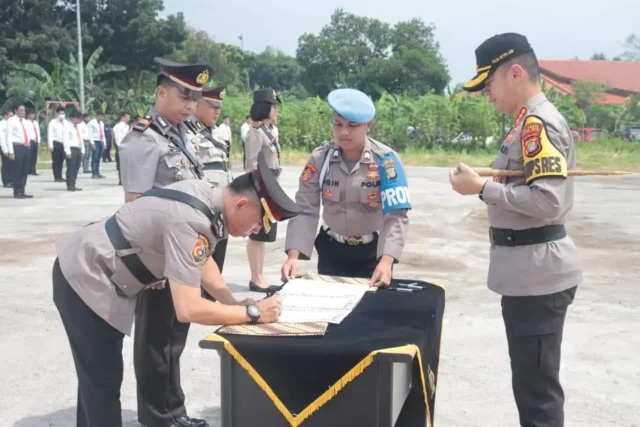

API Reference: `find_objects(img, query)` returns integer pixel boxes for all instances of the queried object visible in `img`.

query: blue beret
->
[327,88,375,123]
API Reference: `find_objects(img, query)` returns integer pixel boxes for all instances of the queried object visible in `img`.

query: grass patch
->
[35,139,640,172]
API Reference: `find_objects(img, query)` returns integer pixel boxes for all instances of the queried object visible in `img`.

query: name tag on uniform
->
[376,152,412,215]
[168,147,181,154]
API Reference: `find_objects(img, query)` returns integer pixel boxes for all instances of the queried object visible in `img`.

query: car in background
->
[571,127,604,142]
[623,126,640,141]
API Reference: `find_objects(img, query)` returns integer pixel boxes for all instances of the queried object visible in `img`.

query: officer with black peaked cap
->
[118,57,216,427]
[243,88,283,292]
[53,152,300,427]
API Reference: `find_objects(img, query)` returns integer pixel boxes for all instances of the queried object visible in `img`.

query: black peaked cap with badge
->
[202,84,226,108]
[154,57,214,100]
[249,152,300,233]
[463,33,535,93]
[253,89,282,105]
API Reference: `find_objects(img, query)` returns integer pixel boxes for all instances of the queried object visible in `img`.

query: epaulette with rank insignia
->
[252,121,262,129]
[132,115,152,132]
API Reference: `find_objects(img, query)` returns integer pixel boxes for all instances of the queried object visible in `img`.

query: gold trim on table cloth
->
[203,333,433,426]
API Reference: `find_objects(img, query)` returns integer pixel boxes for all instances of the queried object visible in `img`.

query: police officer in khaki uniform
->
[52,153,300,427]
[243,89,282,291]
[118,58,213,427]
[281,88,411,287]
[185,84,233,291]
[450,33,583,427]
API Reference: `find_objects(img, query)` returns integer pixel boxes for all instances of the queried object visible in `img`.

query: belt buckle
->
[345,236,364,246]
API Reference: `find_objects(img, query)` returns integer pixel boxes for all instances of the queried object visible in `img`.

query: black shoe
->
[22,193,33,198]
[172,415,209,427]
[13,193,25,199]
[83,170,91,174]
[98,174,106,179]
[249,280,282,293]
[67,187,82,191]
[3,183,11,188]
[54,178,65,183]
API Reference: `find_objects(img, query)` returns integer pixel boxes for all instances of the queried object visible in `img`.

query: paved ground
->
[1,162,639,427]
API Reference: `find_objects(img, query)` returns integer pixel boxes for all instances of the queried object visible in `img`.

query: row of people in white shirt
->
[46,112,130,155]
[0,111,41,154]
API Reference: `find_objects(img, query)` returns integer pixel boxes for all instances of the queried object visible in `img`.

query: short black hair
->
[250,102,272,122]
[228,172,258,196]
[14,104,25,112]
[56,106,65,113]
[121,112,130,118]
[95,111,104,116]
[505,51,540,83]
[70,111,82,119]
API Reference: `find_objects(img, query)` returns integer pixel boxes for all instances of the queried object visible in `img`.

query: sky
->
[163,0,638,87]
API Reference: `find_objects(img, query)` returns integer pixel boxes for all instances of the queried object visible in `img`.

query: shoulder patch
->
[132,116,152,132]
[190,233,210,265]
[521,115,567,184]
[301,162,317,182]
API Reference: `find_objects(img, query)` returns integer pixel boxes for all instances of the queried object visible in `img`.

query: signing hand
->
[281,257,299,282]
[449,162,485,195]
[256,296,282,323]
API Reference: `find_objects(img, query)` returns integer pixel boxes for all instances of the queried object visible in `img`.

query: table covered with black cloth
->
[200,278,446,427]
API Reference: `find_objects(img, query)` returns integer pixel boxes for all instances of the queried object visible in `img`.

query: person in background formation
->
[218,115,232,150]
[112,112,131,186]
[119,57,215,427]
[185,84,233,293]
[450,33,582,427]
[240,114,251,143]
[63,110,85,192]
[5,104,34,199]
[281,88,411,286]
[80,113,91,174]
[27,110,41,176]
[88,112,106,179]
[102,119,113,163]
[48,106,67,183]
[243,89,282,292]
[52,153,299,427]
[0,110,14,188]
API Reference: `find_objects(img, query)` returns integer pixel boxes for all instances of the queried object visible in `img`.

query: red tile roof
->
[539,60,640,104]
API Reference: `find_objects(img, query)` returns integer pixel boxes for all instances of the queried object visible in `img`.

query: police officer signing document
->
[118,58,218,427]
[281,88,411,287]
[449,33,582,427]
[53,152,300,427]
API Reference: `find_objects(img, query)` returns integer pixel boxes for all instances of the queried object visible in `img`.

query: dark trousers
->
[11,144,30,195]
[0,147,12,186]
[82,141,92,172]
[134,284,190,427]
[115,144,121,184]
[52,141,65,180]
[66,147,82,189]
[52,258,125,427]
[91,140,104,176]
[314,227,379,278]
[134,239,228,425]
[29,141,39,173]
[103,140,112,162]
[501,286,578,427]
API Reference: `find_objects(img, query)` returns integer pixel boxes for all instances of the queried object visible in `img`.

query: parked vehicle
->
[623,126,640,141]
[571,127,604,142]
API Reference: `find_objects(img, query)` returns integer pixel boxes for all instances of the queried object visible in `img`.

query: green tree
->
[249,47,304,93]
[621,34,639,61]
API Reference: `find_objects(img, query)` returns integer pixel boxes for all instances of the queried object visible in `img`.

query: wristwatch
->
[246,304,261,324]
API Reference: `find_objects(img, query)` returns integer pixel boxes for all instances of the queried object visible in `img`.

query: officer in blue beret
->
[281,88,411,286]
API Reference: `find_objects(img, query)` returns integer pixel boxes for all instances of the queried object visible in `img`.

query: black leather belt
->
[105,215,162,285]
[489,224,566,247]
[203,161,230,171]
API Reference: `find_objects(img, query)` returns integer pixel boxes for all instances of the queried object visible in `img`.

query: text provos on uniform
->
[381,186,411,208]
[361,180,381,188]
[525,156,564,179]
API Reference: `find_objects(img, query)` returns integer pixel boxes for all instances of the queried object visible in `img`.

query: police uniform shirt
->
[285,137,409,261]
[5,115,30,153]
[55,179,228,335]
[243,123,280,172]
[480,92,583,296]
[63,122,86,156]
[185,117,233,187]
[119,107,200,193]
[47,117,65,149]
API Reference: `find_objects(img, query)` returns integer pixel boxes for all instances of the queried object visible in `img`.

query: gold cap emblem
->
[196,70,210,85]
[219,88,226,99]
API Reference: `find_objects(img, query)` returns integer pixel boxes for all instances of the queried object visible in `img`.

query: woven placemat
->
[216,322,329,337]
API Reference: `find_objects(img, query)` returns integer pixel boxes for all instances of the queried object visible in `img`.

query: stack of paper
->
[275,279,370,324]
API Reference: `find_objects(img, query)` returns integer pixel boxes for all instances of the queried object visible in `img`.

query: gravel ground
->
[0,162,638,427]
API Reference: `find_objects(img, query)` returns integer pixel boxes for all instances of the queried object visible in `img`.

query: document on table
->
[276,279,370,324]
